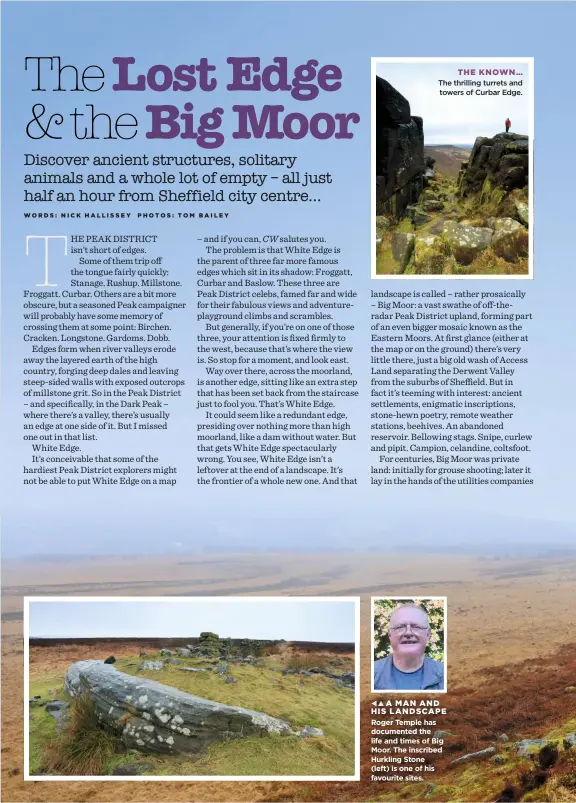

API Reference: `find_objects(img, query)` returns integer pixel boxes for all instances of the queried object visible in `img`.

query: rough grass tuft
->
[44,693,120,775]
[285,652,329,671]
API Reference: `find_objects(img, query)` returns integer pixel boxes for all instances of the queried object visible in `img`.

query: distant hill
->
[425,144,471,177]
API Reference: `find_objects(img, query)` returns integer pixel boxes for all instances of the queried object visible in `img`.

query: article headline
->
[24,56,361,147]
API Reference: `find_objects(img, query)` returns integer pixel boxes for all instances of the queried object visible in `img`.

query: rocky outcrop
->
[172,633,280,660]
[459,133,529,196]
[64,660,297,756]
[442,221,493,265]
[490,217,529,263]
[375,76,425,217]
[280,667,355,689]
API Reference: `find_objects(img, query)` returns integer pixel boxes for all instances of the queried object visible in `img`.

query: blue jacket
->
[374,655,445,691]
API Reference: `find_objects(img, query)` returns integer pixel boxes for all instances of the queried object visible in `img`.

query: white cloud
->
[376,61,530,144]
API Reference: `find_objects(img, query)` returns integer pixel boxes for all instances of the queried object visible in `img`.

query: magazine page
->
[1,1,575,802]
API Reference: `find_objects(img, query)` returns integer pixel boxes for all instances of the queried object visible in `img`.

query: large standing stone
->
[391,232,415,270]
[375,76,425,217]
[64,660,294,756]
[443,221,492,265]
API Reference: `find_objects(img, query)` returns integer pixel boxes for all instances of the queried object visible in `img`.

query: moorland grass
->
[29,650,356,777]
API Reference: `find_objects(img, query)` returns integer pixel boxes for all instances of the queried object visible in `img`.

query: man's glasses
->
[390,624,428,634]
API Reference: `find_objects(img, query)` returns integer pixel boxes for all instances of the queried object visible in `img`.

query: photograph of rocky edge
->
[372,598,446,692]
[374,71,530,277]
[26,597,357,778]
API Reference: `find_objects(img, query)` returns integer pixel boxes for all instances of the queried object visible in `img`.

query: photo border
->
[24,594,360,782]
[370,56,534,280]
[370,595,447,694]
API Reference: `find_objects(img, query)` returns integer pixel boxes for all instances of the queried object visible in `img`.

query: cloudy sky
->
[28,598,357,642]
[376,61,531,145]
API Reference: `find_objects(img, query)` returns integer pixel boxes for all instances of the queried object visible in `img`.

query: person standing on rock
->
[373,603,445,691]
[505,117,511,133]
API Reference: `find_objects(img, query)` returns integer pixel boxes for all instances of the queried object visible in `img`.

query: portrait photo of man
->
[372,599,446,692]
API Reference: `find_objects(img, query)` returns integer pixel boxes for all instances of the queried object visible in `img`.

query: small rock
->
[563,733,576,750]
[422,199,443,212]
[224,676,237,684]
[165,658,180,665]
[177,667,206,673]
[433,730,453,739]
[214,663,229,675]
[492,755,507,765]
[299,726,324,738]
[176,648,192,657]
[421,187,439,201]
[406,205,432,227]
[45,701,69,712]
[514,200,529,226]
[139,661,164,671]
[160,649,174,657]
[48,689,55,696]
[498,734,509,742]
[449,746,496,766]
[46,703,70,732]
[376,215,392,237]
[516,739,550,756]
[103,655,116,664]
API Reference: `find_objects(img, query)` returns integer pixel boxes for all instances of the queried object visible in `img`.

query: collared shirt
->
[374,655,445,691]
[391,663,424,690]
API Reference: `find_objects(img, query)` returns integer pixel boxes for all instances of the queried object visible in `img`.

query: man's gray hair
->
[389,603,430,626]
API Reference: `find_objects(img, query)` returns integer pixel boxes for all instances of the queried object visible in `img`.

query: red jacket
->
[505,119,511,127]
